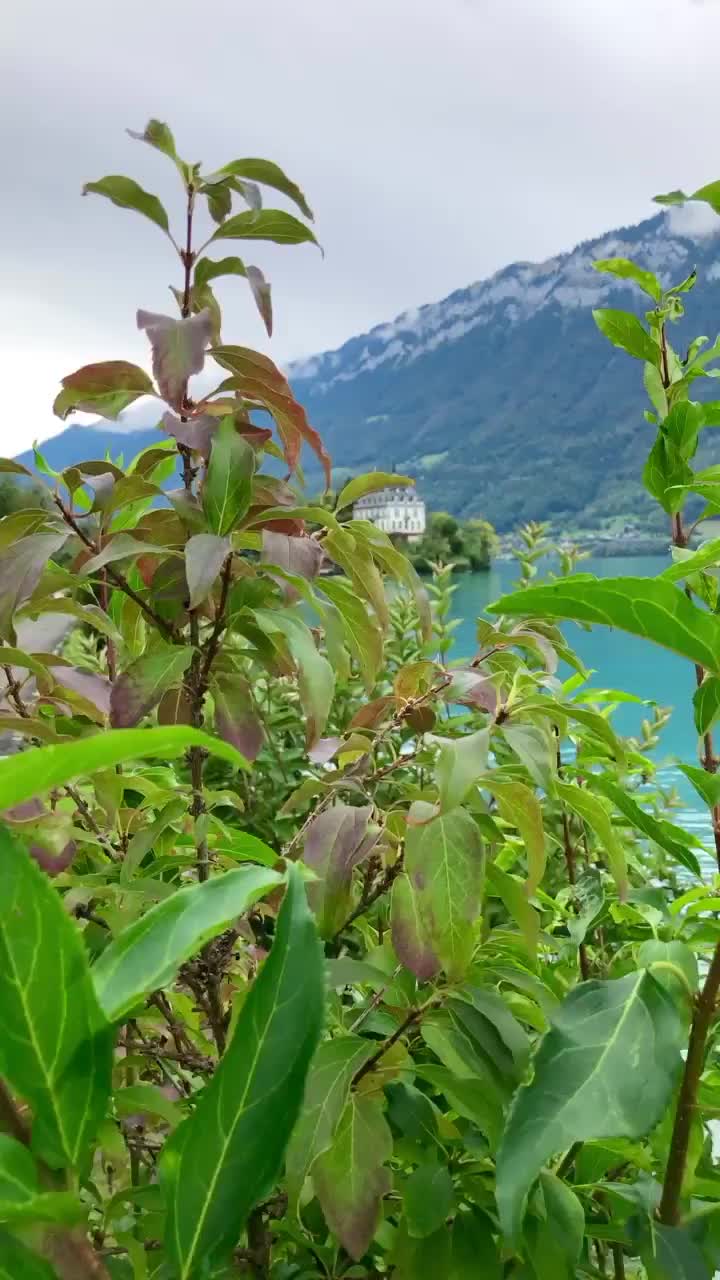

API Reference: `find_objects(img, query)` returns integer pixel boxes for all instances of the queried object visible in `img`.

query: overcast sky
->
[3,0,720,453]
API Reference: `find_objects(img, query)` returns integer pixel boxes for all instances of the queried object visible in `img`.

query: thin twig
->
[52,497,180,643]
[353,995,442,1086]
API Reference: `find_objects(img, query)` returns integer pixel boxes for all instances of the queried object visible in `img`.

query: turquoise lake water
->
[449,554,712,850]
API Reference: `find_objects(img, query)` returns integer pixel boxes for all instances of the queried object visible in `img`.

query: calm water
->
[449,554,711,846]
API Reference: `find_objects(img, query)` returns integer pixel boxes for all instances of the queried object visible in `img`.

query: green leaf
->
[316,576,384,690]
[593,308,661,366]
[448,1209,502,1278]
[53,360,155,421]
[642,1222,711,1279]
[402,802,485,981]
[82,175,170,234]
[127,118,180,165]
[500,720,555,789]
[214,158,313,219]
[591,776,701,879]
[202,418,256,535]
[693,675,720,737]
[556,780,628,898]
[0,1134,39,1203]
[110,646,194,728]
[0,1189,85,1225]
[643,434,692,514]
[160,865,323,1280]
[479,775,546,894]
[336,472,413,511]
[312,1093,392,1261]
[661,539,720,582]
[495,970,684,1241]
[678,762,720,809]
[323,526,389,628]
[115,1084,183,1127]
[0,1230,59,1278]
[285,1036,374,1214]
[256,610,334,747]
[212,831,278,867]
[80,535,176,577]
[194,256,247,290]
[211,209,319,249]
[486,862,539,957]
[664,402,704,459]
[525,1171,585,1280]
[93,865,282,1022]
[403,1162,454,1238]
[638,939,699,997]
[0,726,248,810]
[593,257,662,302]
[0,824,113,1168]
[488,576,720,677]
[434,729,490,812]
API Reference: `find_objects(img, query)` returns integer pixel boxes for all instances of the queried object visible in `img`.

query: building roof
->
[353,485,424,507]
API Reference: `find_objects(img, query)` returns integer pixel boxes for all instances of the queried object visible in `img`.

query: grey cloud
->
[3,0,720,451]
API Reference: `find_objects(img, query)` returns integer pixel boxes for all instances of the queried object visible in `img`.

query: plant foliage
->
[5,123,720,1280]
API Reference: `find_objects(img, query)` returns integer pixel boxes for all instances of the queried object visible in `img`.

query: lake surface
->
[449,554,712,847]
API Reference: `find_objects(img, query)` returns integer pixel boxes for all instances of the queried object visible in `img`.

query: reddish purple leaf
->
[302,803,380,938]
[261,530,324,600]
[161,411,216,459]
[212,673,264,762]
[185,534,230,609]
[157,686,194,726]
[262,531,323,580]
[211,345,332,486]
[137,309,213,409]
[446,669,498,715]
[313,1094,392,1260]
[49,666,112,718]
[3,800,77,876]
[246,265,273,337]
[0,532,69,641]
[308,737,342,765]
[390,873,440,982]
[110,646,194,728]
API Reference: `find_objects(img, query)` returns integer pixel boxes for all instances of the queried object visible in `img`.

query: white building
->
[352,483,426,542]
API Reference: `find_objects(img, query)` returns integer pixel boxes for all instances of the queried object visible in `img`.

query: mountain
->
[21,205,720,531]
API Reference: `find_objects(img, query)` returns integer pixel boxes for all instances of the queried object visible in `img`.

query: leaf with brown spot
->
[302,803,380,938]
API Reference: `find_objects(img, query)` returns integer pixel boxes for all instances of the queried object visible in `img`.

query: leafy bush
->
[408,510,497,572]
[3,127,720,1279]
